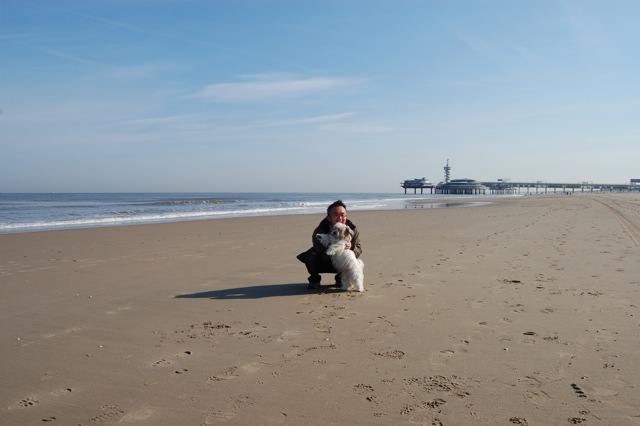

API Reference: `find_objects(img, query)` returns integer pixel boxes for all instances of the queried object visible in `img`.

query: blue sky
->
[1,0,638,193]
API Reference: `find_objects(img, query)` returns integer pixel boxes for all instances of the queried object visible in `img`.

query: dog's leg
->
[337,272,349,291]
[351,273,362,292]
[357,260,365,292]
[358,259,365,292]
[345,261,364,292]
[339,268,354,292]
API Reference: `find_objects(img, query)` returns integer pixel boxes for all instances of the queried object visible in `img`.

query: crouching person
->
[296,200,362,290]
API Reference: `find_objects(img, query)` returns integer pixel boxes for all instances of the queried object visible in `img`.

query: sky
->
[1,0,639,193]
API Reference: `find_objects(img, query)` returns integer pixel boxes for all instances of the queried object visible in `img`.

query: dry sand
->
[1,193,639,425]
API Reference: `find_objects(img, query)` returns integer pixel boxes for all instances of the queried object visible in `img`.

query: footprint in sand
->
[118,407,155,423]
[151,358,173,367]
[571,383,588,398]
[203,410,237,423]
[17,397,39,408]
[431,323,493,366]
[314,322,332,333]
[469,321,495,339]
[203,395,254,423]
[151,350,192,367]
[240,361,269,374]
[430,348,456,367]
[9,387,74,414]
[207,362,268,383]
[506,303,525,313]
[264,329,299,343]
[89,404,125,422]
[50,387,73,396]
[581,379,624,398]
[518,376,550,404]
[374,349,405,359]
[106,306,132,315]
[353,383,374,394]
[43,326,83,339]
[426,398,446,409]
[208,366,240,383]
[403,375,472,401]
[226,394,253,410]
[594,328,620,342]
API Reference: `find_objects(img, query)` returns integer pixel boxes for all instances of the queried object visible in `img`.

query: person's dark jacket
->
[311,218,362,261]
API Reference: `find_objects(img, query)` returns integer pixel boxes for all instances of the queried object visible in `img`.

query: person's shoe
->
[333,274,342,287]
[307,281,321,290]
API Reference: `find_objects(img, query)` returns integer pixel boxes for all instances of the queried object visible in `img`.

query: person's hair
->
[327,200,347,215]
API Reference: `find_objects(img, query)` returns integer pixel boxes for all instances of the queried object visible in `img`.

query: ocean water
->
[0,192,488,234]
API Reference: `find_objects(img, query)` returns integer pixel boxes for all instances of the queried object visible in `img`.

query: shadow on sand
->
[175,283,316,300]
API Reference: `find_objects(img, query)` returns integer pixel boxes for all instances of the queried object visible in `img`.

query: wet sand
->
[1,193,639,425]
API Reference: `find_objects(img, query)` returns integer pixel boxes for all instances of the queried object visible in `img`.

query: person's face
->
[328,206,347,225]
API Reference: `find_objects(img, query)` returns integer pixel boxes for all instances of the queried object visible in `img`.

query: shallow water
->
[0,193,502,234]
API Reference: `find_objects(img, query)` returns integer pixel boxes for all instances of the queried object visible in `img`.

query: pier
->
[480,181,640,194]
[401,160,639,195]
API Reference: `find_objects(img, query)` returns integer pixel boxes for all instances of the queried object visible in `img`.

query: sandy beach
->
[1,193,639,425]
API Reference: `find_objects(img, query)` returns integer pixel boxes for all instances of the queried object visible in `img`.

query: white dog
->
[315,222,364,292]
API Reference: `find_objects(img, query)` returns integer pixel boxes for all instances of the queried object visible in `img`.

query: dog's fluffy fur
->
[315,222,364,292]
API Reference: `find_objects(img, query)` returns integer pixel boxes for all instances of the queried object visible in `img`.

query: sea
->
[0,192,494,234]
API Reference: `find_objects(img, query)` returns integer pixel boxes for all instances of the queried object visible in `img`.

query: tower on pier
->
[444,159,451,183]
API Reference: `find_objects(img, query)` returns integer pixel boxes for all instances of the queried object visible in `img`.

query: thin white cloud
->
[33,45,107,67]
[319,121,392,134]
[290,112,356,125]
[454,29,509,67]
[454,31,541,68]
[95,63,182,82]
[505,41,540,66]
[123,114,193,127]
[190,74,353,102]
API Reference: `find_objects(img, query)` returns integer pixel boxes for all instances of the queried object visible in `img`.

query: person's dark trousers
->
[296,248,337,287]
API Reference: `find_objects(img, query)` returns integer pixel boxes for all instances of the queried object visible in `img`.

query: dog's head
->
[315,223,353,247]
[315,232,333,246]
[330,222,354,242]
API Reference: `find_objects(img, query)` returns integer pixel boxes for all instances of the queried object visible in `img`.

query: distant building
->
[435,160,488,194]
[400,177,434,194]
[402,177,432,188]
[436,178,488,195]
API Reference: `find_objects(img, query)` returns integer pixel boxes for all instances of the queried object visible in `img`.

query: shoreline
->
[1,193,639,424]
[0,193,505,236]
[4,191,633,235]
[1,192,493,235]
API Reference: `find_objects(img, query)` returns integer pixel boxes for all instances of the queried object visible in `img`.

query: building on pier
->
[400,177,435,194]
[436,178,488,195]
[435,160,488,194]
